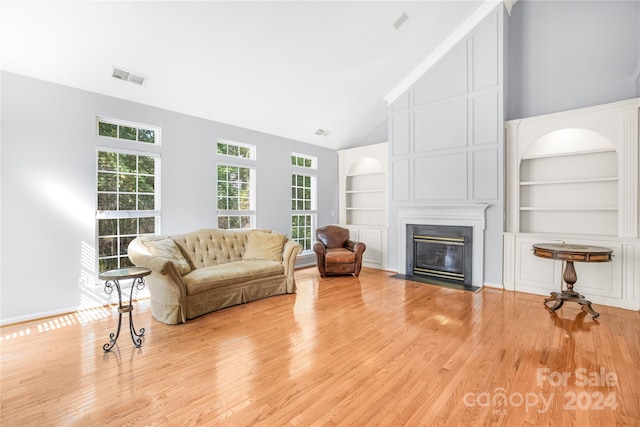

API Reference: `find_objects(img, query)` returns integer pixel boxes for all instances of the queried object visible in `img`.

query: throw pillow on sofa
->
[142,237,192,274]
[243,231,287,262]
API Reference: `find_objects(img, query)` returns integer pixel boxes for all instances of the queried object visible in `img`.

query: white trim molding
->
[397,203,489,287]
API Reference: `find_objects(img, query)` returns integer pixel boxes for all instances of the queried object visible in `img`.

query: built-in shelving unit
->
[517,149,619,236]
[502,98,640,312]
[345,171,387,226]
[338,142,389,269]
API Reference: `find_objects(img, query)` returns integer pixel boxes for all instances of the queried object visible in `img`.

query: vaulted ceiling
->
[2,1,492,149]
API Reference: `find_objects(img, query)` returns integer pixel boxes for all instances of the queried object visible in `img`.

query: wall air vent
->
[112,66,148,86]
[315,128,330,137]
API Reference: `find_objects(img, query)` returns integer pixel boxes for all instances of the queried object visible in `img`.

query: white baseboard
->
[483,281,504,289]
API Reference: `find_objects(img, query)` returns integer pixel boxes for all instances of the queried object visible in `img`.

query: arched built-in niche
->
[518,128,618,236]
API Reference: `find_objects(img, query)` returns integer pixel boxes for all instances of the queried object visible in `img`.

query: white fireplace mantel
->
[397,203,489,287]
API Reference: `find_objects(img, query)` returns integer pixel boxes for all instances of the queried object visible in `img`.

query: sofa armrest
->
[282,239,303,292]
[128,237,188,324]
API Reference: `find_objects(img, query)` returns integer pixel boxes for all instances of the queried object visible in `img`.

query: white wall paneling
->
[414,41,468,105]
[472,148,498,200]
[387,6,503,286]
[472,92,499,145]
[472,8,498,91]
[391,112,411,156]
[414,99,468,152]
[391,158,411,202]
[414,153,467,201]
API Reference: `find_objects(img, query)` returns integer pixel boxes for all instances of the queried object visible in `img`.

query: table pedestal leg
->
[103,277,146,352]
[544,260,600,319]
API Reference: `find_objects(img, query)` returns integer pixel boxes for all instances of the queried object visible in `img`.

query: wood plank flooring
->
[2,267,639,426]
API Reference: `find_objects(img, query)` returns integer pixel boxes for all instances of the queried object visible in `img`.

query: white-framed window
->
[216,139,257,229]
[217,139,255,160]
[291,172,316,252]
[97,117,160,145]
[96,148,161,272]
[291,152,317,169]
[216,163,256,229]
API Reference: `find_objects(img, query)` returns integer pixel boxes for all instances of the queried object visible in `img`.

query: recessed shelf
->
[522,147,615,160]
[346,189,386,194]
[346,172,385,177]
[520,177,618,186]
[519,206,618,211]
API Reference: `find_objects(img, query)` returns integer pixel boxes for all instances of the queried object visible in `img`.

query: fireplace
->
[407,224,473,286]
[396,204,488,288]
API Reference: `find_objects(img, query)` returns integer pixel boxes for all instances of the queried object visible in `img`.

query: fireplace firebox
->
[406,224,473,286]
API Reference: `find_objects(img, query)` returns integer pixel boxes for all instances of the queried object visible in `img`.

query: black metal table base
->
[103,276,146,352]
[544,289,600,320]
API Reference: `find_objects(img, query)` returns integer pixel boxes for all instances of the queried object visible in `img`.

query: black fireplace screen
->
[406,224,473,285]
[413,235,464,281]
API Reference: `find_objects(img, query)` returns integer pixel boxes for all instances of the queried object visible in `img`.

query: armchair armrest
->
[313,240,326,255]
[346,240,366,256]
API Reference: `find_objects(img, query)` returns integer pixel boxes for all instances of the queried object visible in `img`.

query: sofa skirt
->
[184,275,291,321]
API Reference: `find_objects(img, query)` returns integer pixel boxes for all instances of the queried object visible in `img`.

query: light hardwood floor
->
[2,267,639,426]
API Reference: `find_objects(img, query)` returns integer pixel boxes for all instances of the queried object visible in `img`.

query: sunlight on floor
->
[0,298,149,342]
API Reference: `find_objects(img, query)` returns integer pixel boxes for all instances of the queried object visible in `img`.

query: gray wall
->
[1,71,338,324]
[506,0,640,120]
[348,119,389,149]
[388,7,504,286]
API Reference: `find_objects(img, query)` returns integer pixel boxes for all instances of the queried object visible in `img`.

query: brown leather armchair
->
[313,225,366,277]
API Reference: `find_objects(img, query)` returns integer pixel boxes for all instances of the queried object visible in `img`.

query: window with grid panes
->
[291,153,316,169]
[216,164,255,229]
[97,117,158,144]
[216,139,256,229]
[291,173,316,252]
[96,149,160,272]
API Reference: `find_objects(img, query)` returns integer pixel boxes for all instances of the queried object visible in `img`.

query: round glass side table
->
[99,266,151,352]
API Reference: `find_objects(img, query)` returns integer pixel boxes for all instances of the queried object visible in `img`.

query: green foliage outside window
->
[98,119,156,144]
[291,172,315,251]
[291,154,315,169]
[217,141,253,159]
[97,149,158,272]
[97,151,156,212]
[291,214,312,251]
[217,164,253,229]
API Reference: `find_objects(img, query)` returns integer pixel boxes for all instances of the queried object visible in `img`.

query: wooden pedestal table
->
[99,267,151,352]
[532,243,613,319]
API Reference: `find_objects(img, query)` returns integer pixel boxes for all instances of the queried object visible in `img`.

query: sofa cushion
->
[182,260,285,295]
[242,230,286,262]
[142,237,191,275]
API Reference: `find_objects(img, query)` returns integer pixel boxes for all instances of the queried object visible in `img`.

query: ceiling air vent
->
[393,12,409,30]
[112,66,148,86]
[315,128,330,137]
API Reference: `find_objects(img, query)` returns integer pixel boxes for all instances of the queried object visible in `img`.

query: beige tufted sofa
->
[128,228,302,325]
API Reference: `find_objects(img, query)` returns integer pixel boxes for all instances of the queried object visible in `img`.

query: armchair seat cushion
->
[325,248,356,263]
[183,260,284,295]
